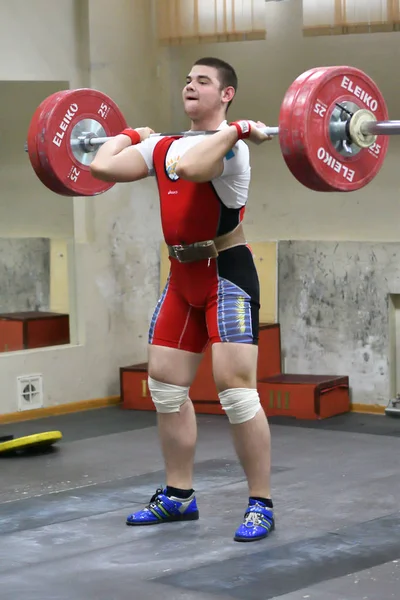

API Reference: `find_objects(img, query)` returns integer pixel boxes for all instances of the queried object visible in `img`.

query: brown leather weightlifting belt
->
[167,223,246,263]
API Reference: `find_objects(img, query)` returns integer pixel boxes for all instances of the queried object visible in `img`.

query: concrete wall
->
[278,241,400,406]
[0,0,169,414]
[0,239,50,313]
[0,1,86,83]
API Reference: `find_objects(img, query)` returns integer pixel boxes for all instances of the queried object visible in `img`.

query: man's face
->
[182,65,233,120]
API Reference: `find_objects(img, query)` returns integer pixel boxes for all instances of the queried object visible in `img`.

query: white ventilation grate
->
[17,374,44,411]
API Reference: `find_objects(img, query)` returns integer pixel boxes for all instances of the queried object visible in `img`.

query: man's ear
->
[222,86,235,105]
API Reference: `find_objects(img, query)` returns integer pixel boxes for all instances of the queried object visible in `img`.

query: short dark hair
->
[193,57,238,110]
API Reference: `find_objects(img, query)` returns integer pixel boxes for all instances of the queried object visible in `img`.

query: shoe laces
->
[243,503,270,528]
[244,510,263,528]
[146,487,165,510]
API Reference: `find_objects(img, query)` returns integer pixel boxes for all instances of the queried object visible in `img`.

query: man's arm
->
[90,128,154,183]
[175,126,238,182]
[175,120,273,183]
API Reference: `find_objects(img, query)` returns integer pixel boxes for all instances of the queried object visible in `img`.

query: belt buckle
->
[172,244,185,262]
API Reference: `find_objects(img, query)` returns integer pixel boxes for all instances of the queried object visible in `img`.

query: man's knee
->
[218,388,261,424]
[148,376,189,414]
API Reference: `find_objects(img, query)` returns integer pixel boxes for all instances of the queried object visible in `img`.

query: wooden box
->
[119,363,153,411]
[0,311,70,352]
[258,374,350,420]
[257,323,282,380]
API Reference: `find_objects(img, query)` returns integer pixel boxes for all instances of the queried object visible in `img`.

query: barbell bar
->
[27,127,281,152]
[24,119,400,153]
[360,120,400,136]
[66,127,279,154]
[25,65,398,196]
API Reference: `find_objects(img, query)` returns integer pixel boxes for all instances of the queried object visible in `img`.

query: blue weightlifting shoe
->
[234,499,275,542]
[126,487,199,526]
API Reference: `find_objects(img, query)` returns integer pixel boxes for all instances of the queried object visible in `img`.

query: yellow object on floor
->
[0,431,62,455]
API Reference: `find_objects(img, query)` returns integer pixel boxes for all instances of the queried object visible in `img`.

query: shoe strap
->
[245,503,273,519]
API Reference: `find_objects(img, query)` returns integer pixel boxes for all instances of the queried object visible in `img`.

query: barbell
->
[25,65,400,196]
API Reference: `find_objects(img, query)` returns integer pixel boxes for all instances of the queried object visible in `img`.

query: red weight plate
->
[279,67,335,192]
[35,91,78,196]
[27,93,76,196]
[290,66,389,192]
[280,67,342,192]
[36,89,127,196]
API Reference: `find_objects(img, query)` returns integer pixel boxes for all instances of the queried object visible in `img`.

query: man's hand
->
[135,127,155,142]
[90,126,154,183]
[248,121,274,145]
[230,120,274,145]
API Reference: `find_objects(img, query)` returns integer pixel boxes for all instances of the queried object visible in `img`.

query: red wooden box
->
[119,363,153,411]
[0,311,70,352]
[257,323,282,380]
[258,374,350,420]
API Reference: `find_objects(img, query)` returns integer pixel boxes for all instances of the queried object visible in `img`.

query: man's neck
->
[190,113,227,132]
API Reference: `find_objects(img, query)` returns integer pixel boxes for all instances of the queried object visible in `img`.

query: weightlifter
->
[91,57,274,542]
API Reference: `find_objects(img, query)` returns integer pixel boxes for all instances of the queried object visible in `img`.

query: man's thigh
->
[211,342,258,391]
[206,286,259,391]
[148,344,204,387]
[205,246,260,391]
[206,246,260,345]
[148,279,208,386]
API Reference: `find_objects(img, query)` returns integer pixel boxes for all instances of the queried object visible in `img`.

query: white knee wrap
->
[148,377,189,414]
[218,388,261,424]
